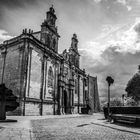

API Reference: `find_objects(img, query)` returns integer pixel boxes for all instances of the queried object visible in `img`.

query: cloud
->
[94,0,102,3]
[0,29,13,43]
[0,0,38,9]
[100,19,140,54]
[81,45,140,104]
[80,22,135,63]
[116,0,132,11]
[127,5,132,11]
[80,19,140,104]
[117,0,127,5]
[113,20,140,53]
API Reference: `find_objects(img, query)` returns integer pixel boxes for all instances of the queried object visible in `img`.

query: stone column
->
[58,74,64,115]
[53,61,59,115]
[62,86,65,114]
[40,55,45,116]
[59,86,63,114]
[68,88,71,114]
[25,47,32,97]
[83,78,86,106]
[78,75,80,113]
[69,78,74,114]
[22,39,30,116]
[71,89,74,114]
[43,58,47,99]
[71,88,74,114]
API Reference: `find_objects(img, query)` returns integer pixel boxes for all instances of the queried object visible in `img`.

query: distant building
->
[88,76,100,113]
[0,6,100,115]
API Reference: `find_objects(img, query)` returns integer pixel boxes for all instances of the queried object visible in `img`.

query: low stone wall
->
[104,106,140,119]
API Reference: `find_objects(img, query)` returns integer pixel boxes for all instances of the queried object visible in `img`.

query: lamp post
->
[106,76,114,120]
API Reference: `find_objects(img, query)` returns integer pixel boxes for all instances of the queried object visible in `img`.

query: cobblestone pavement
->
[1,113,140,140]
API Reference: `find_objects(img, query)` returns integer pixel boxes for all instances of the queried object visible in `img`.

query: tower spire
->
[40,6,60,52]
[68,34,80,68]
[70,33,78,52]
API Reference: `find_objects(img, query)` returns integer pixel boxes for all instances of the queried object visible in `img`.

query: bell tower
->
[69,34,80,68]
[40,6,60,53]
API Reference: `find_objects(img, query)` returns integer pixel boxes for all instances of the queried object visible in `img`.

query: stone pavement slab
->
[30,113,140,140]
[0,113,140,140]
[0,114,88,140]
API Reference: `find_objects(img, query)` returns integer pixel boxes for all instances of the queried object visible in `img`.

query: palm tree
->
[106,76,114,120]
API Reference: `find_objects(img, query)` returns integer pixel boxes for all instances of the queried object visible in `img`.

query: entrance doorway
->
[64,90,67,114]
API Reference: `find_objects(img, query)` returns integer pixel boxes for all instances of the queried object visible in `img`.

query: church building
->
[0,6,100,115]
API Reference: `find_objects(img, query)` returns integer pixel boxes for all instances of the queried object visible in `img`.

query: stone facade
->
[0,6,100,115]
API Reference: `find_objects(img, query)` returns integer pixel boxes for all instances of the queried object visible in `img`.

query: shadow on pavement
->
[97,118,106,120]
[77,124,90,127]
[91,122,140,135]
[110,121,140,129]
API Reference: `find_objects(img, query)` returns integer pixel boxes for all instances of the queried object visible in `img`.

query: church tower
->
[69,34,80,68]
[40,6,60,52]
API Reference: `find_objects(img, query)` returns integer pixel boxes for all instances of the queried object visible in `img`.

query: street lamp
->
[106,76,114,120]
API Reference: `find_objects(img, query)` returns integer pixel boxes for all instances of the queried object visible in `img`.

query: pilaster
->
[78,75,80,113]
[21,39,29,116]
[40,54,45,116]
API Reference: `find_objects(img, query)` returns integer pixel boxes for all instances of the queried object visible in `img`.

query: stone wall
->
[2,45,23,115]
[24,102,54,116]
[43,104,53,115]
[4,46,22,97]
[28,50,41,99]
[25,102,40,116]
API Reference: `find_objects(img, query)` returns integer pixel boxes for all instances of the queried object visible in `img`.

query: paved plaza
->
[0,113,140,140]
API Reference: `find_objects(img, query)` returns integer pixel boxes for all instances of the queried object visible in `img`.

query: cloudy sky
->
[1,0,140,104]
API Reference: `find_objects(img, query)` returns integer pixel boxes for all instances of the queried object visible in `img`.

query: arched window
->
[48,66,53,87]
